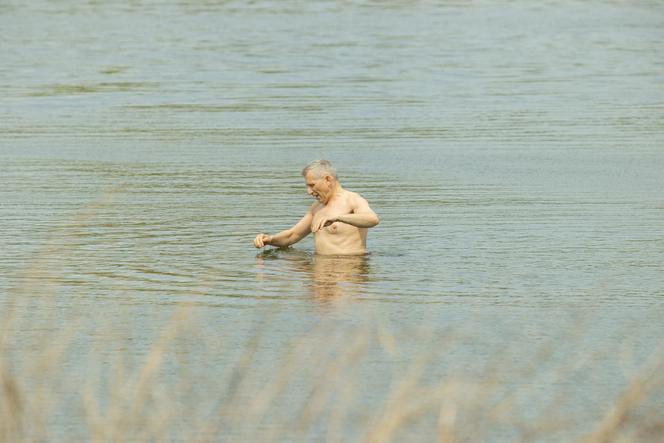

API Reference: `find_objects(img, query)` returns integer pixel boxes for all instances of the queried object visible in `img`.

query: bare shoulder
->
[346,190,368,203]
[345,190,373,211]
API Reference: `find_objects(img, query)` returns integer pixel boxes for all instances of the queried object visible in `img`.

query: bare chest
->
[312,201,353,221]
[310,199,367,255]
[312,201,362,238]
[312,200,351,231]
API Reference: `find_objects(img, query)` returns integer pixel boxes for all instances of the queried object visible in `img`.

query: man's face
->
[305,171,331,203]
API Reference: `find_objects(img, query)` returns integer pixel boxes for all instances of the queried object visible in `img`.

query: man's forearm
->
[266,230,293,247]
[336,213,379,228]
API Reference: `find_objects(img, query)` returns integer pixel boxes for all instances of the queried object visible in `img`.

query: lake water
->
[1,1,663,441]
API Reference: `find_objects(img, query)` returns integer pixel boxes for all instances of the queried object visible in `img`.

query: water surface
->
[1,1,663,441]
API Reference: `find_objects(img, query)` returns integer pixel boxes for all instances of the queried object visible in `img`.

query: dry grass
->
[1,294,663,443]
[1,193,662,442]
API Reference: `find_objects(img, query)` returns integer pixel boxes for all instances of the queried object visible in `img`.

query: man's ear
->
[324,175,333,184]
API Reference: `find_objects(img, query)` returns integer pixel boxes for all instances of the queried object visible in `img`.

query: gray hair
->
[301,159,337,179]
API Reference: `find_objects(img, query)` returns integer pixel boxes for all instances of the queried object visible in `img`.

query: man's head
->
[302,160,338,204]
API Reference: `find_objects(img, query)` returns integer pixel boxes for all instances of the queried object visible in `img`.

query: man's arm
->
[311,195,379,232]
[254,208,313,249]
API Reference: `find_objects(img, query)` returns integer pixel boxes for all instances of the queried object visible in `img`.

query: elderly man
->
[253,160,379,255]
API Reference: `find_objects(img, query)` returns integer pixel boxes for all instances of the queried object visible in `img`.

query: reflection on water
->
[310,254,371,300]
[256,249,371,300]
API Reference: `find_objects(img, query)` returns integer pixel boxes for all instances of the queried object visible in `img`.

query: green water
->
[1,1,663,441]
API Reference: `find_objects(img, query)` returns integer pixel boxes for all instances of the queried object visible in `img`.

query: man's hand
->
[253,233,271,248]
[312,215,339,233]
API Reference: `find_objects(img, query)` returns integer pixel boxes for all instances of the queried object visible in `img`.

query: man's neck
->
[325,183,344,205]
